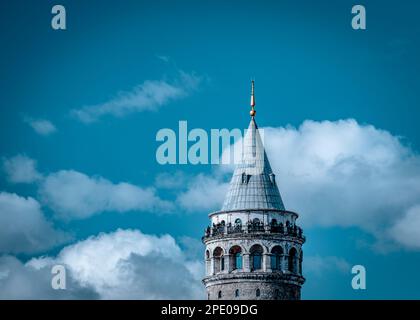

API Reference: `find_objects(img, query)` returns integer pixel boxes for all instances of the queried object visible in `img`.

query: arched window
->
[256,289,260,297]
[205,249,211,275]
[288,247,297,273]
[270,246,283,270]
[299,251,303,274]
[271,219,277,226]
[229,245,242,270]
[253,252,262,270]
[235,252,243,270]
[221,256,225,271]
[250,244,263,271]
[234,218,242,232]
[218,291,222,299]
[235,289,239,298]
[213,247,224,274]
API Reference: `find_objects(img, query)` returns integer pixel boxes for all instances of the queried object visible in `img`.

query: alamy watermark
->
[51,5,66,30]
[51,265,66,290]
[351,5,366,30]
[351,265,366,290]
[155,121,266,174]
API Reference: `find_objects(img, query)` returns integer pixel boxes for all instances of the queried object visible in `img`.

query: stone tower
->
[202,81,305,300]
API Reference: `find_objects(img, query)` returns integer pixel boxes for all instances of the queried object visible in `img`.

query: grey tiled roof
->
[221,118,285,211]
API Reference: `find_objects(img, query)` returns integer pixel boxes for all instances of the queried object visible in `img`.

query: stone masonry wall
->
[206,280,300,300]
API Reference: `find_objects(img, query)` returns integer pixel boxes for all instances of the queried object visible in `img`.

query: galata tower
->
[202,81,305,300]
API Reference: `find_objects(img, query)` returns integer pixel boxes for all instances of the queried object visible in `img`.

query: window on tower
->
[288,247,297,273]
[299,250,303,274]
[253,253,262,270]
[235,252,243,269]
[229,245,242,270]
[270,246,283,270]
[250,244,263,271]
[213,247,224,274]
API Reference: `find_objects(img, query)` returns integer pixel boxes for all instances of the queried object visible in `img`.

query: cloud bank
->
[4,118,420,250]
[0,229,203,299]
[262,119,420,250]
[2,154,173,220]
[0,192,68,254]
[39,170,174,220]
[0,255,98,299]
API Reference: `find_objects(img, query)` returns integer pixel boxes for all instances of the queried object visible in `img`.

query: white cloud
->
[3,155,176,220]
[176,174,229,212]
[389,205,420,249]
[178,235,205,260]
[39,170,174,220]
[0,255,98,299]
[304,255,351,276]
[21,229,204,299]
[24,117,57,136]
[72,71,202,123]
[0,192,69,254]
[260,120,420,239]
[3,154,42,183]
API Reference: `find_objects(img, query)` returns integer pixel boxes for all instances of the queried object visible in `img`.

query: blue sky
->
[1,0,420,299]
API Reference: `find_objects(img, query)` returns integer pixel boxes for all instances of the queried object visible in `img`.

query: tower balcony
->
[202,221,305,242]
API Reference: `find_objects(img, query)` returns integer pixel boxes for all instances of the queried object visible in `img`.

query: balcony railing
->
[203,222,304,240]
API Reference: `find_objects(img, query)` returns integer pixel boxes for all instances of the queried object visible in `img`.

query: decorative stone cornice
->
[203,272,305,287]
[202,232,305,246]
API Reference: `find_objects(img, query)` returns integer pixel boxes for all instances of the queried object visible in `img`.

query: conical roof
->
[221,117,285,211]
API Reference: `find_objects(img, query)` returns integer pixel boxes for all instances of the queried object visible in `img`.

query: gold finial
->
[250,80,256,117]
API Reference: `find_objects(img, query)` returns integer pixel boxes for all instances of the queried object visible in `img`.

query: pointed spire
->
[220,82,285,212]
[221,117,285,211]
[250,80,256,117]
